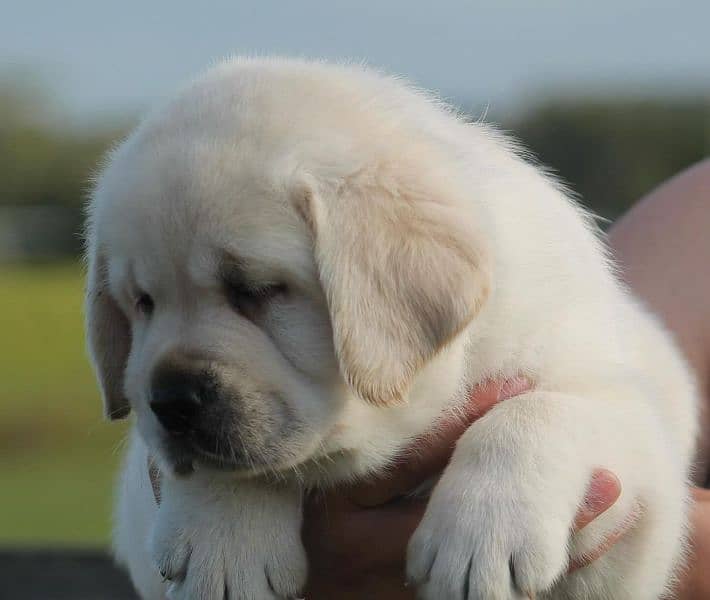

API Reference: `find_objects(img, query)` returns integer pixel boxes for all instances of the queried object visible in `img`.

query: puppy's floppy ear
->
[85,246,131,420]
[293,161,491,405]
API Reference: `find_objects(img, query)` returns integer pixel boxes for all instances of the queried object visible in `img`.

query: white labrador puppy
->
[85,57,698,600]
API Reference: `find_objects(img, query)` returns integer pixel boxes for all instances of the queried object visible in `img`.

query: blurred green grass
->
[0,262,127,546]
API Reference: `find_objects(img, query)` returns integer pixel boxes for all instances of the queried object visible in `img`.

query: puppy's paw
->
[151,477,306,600]
[407,468,575,600]
[406,401,588,600]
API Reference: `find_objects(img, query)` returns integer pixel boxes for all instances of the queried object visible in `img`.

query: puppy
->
[85,57,698,599]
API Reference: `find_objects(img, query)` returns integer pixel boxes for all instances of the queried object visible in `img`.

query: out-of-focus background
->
[1,0,708,553]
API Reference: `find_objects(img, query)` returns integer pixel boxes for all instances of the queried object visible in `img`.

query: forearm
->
[608,158,710,482]
[609,159,710,597]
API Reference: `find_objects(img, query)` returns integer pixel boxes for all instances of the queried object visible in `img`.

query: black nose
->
[150,367,208,436]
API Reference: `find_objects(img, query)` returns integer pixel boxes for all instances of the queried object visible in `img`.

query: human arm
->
[609,159,710,598]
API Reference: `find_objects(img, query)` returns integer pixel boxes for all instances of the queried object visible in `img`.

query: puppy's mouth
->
[188,445,248,472]
[160,435,249,476]
[159,427,302,478]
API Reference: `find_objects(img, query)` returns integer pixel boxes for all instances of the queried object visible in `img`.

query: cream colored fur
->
[86,57,698,599]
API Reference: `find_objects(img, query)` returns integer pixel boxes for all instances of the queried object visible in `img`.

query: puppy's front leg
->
[407,388,688,600]
[151,471,306,600]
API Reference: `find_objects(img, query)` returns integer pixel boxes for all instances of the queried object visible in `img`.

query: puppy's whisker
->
[112,433,130,457]
[237,434,255,473]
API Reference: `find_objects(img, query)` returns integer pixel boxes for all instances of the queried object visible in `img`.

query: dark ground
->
[0,550,139,600]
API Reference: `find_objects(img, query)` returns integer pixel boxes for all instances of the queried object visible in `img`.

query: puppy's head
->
[85,58,490,476]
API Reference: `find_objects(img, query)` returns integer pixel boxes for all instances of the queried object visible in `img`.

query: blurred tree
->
[0,76,125,209]
[511,99,709,222]
[0,74,127,258]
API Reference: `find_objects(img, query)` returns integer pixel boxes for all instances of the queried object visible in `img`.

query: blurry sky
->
[2,0,709,123]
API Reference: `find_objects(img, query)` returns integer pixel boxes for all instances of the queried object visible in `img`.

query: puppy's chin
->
[156,441,242,478]
[156,437,312,479]
[156,447,243,478]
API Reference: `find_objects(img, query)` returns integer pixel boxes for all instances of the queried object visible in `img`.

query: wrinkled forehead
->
[94,137,316,293]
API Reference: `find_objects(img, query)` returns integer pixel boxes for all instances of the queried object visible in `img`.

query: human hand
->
[303,379,626,599]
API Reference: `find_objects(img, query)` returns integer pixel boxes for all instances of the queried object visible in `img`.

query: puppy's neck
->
[297,336,474,488]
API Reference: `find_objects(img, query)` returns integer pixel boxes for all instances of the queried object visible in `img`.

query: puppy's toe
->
[510,523,569,595]
[172,551,227,600]
[263,546,308,598]
[406,529,437,587]
[152,537,191,583]
[150,515,192,584]
[223,572,276,600]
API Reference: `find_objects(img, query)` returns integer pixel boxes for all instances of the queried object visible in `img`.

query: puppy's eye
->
[224,281,287,319]
[135,293,154,316]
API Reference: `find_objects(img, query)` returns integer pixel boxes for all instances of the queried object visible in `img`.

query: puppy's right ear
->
[85,246,131,420]
[292,163,491,406]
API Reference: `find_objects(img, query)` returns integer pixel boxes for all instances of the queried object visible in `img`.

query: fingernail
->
[584,470,621,514]
[497,376,533,401]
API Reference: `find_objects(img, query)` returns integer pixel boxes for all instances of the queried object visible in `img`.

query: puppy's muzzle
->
[149,354,291,473]
[149,355,264,473]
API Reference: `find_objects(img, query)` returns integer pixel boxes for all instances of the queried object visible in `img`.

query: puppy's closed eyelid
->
[219,258,288,296]
[223,278,286,303]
